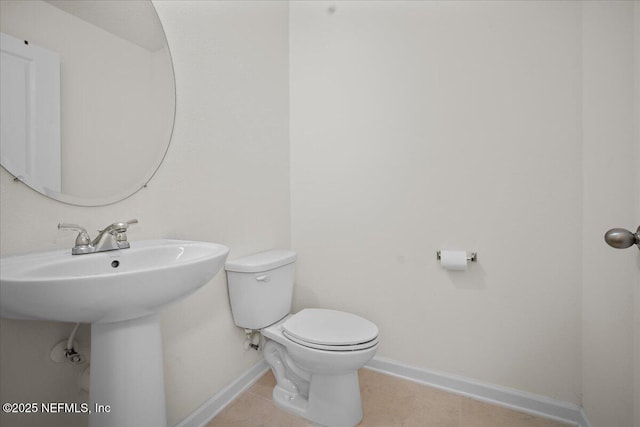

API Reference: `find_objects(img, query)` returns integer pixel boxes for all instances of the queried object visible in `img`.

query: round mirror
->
[0,0,175,206]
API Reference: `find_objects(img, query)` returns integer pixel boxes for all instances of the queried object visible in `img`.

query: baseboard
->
[174,359,269,427]
[365,356,592,427]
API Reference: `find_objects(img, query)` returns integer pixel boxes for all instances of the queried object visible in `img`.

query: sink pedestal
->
[90,314,167,427]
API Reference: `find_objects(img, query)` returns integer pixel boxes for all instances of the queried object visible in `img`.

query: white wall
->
[291,3,637,425]
[291,0,583,404]
[0,1,289,426]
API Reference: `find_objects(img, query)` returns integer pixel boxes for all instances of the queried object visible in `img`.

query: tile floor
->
[206,369,576,427]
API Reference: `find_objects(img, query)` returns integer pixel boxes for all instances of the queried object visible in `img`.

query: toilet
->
[225,250,379,427]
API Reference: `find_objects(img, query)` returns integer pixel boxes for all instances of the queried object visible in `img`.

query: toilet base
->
[264,339,364,427]
[272,372,363,427]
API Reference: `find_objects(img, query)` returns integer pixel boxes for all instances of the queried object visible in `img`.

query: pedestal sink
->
[0,239,230,427]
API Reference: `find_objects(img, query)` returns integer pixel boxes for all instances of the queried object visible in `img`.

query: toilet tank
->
[225,249,296,330]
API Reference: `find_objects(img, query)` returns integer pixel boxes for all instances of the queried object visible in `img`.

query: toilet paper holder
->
[436,251,477,262]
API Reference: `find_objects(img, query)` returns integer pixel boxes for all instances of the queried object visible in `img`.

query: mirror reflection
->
[0,0,175,206]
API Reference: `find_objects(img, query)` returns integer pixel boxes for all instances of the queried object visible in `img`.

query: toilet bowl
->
[225,250,379,427]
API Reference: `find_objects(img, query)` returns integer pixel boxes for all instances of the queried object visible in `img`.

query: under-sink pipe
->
[66,322,80,351]
[65,322,83,364]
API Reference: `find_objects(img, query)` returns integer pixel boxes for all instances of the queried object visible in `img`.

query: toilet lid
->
[282,308,378,347]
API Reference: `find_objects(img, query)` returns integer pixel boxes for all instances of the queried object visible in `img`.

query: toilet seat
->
[282,308,378,351]
[283,332,378,351]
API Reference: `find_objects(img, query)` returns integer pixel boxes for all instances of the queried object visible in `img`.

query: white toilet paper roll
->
[439,250,468,271]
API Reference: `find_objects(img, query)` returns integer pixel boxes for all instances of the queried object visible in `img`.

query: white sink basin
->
[0,238,230,427]
[0,239,229,323]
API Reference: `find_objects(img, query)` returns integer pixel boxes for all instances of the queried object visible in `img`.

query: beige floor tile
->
[359,369,460,427]
[459,397,576,427]
[207,368,575,427]
[249,370,277,400]
[205,391,310,427]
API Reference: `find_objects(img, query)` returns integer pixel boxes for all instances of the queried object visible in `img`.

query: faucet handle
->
[113,219,138,232]
[58,223,91,246]
[111,219,138,249]
[115,219,138,228]
[99,219,139,234]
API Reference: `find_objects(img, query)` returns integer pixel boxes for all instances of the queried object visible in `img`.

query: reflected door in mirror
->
[1,32,61,193]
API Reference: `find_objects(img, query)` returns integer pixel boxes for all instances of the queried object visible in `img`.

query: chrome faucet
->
[58,219,138,255]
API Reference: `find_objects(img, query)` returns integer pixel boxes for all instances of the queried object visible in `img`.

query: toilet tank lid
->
[225,249,297,273]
